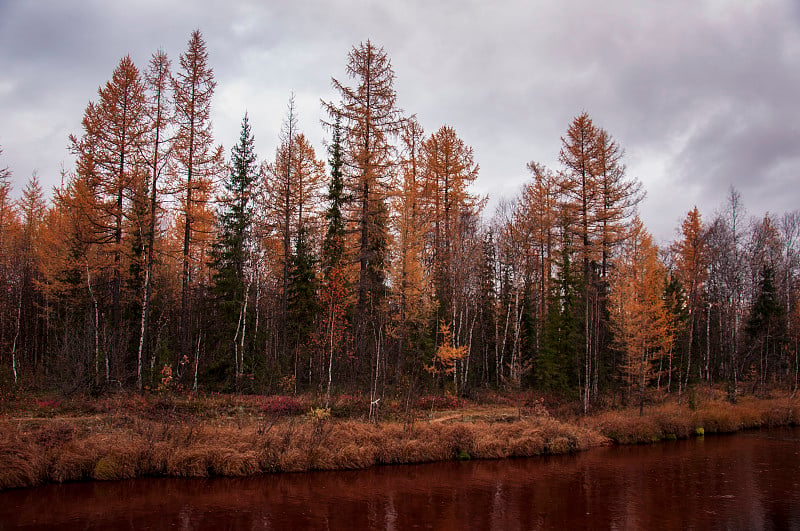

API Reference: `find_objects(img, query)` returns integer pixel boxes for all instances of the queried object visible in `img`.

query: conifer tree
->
[264,96,326,363]
[671,207,708,393]
[69,55,148,384]
[322,117,347,273]
[287,226,319,388]
[421,125,481,330]
[15,173,47,376]
[321,117,351,405]
[391,118,429,379]
[137,48,172,390]
[212,112,259,380]
[323,41,405,378]
[172,29,223,368]
[610,218,673,415]
[535,216,580,395]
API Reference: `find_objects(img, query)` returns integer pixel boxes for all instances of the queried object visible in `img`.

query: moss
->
[93,452,137,481]
[93,455,120,481]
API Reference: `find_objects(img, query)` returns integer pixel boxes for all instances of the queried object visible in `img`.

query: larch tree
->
[390,117,430,379]
[267,95,299,360]
[422,128,483,394]
[421,125,481,331]
[284,134,325,390]
[171,29,224,370]
[15,173,47,377]
[518,161,562,350]
[285,131,326,389]
[323,40,405,415]
[69,55,148,384]
[671,207,709,395]
[264,98,326,383]
[46,168,108,385]
[593,128,642,278]
[558,112,601,412]
[610,217,673,416]
[137,48,172,391]
[557,113,641,411]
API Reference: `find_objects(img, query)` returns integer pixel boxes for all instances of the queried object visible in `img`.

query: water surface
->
[1,427,799,529]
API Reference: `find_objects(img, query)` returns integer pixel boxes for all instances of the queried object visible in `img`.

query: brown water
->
[1,427,799,530]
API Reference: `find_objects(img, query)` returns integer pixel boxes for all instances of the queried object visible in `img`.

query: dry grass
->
[0,430,46,489]
[1,392,797,491]
[587,395,800,443]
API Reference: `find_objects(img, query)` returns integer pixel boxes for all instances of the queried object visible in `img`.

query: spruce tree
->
[321,117,350,403]
[536,228,580,396]
[323,117,346,272]
[287,226,319,388]
[211,112,258,383]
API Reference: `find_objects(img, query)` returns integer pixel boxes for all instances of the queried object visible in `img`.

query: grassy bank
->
[1,392,798,490]
[586,396,800,443]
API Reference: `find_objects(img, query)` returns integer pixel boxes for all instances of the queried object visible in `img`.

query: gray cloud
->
[1,0,798,242]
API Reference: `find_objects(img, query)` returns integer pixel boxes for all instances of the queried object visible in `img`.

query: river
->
[1,427,799,529]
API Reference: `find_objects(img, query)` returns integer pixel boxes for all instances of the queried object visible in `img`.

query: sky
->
[1,0,799,242]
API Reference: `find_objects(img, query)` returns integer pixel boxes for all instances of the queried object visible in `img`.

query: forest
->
[1,30,798,416]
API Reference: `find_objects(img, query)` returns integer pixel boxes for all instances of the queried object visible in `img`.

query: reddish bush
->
[263,395,305,417]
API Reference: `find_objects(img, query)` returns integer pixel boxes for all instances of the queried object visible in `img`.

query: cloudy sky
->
[1,0,798,241]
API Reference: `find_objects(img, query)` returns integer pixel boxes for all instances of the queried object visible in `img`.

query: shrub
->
[263,395,305,417]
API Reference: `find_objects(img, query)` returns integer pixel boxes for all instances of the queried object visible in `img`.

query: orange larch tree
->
[671,206,709,394]
[15,173,47,378]
[517,161,562,350]
[610,217,673,415]
[137,48,173,390]
[323,40,405,415]
[171,29,224,369]
[420,125,481,330]
[559,112,601,412]
[68,55,149,384]
[389,117,430,379]
[593,128,643,278]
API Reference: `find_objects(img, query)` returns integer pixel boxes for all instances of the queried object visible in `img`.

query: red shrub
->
[263,395,305,417]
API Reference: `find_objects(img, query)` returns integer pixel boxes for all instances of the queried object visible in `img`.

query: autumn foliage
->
[0,33,799,420]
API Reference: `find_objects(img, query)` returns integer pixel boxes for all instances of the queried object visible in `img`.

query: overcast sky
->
[1,0,798,242]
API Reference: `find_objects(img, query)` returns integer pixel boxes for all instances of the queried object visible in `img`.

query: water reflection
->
[1,428,799,530]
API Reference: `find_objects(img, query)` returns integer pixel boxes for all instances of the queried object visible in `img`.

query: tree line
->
[1,31,798,413]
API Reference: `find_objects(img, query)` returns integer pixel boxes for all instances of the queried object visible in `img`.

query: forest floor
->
[1,388,799,490]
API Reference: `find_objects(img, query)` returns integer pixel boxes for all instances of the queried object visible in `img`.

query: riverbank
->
[2,392,798,490]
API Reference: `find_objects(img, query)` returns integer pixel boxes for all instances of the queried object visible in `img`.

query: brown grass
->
[587,395,800,443]
[0,392,797,491]
[0,430,46,489]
